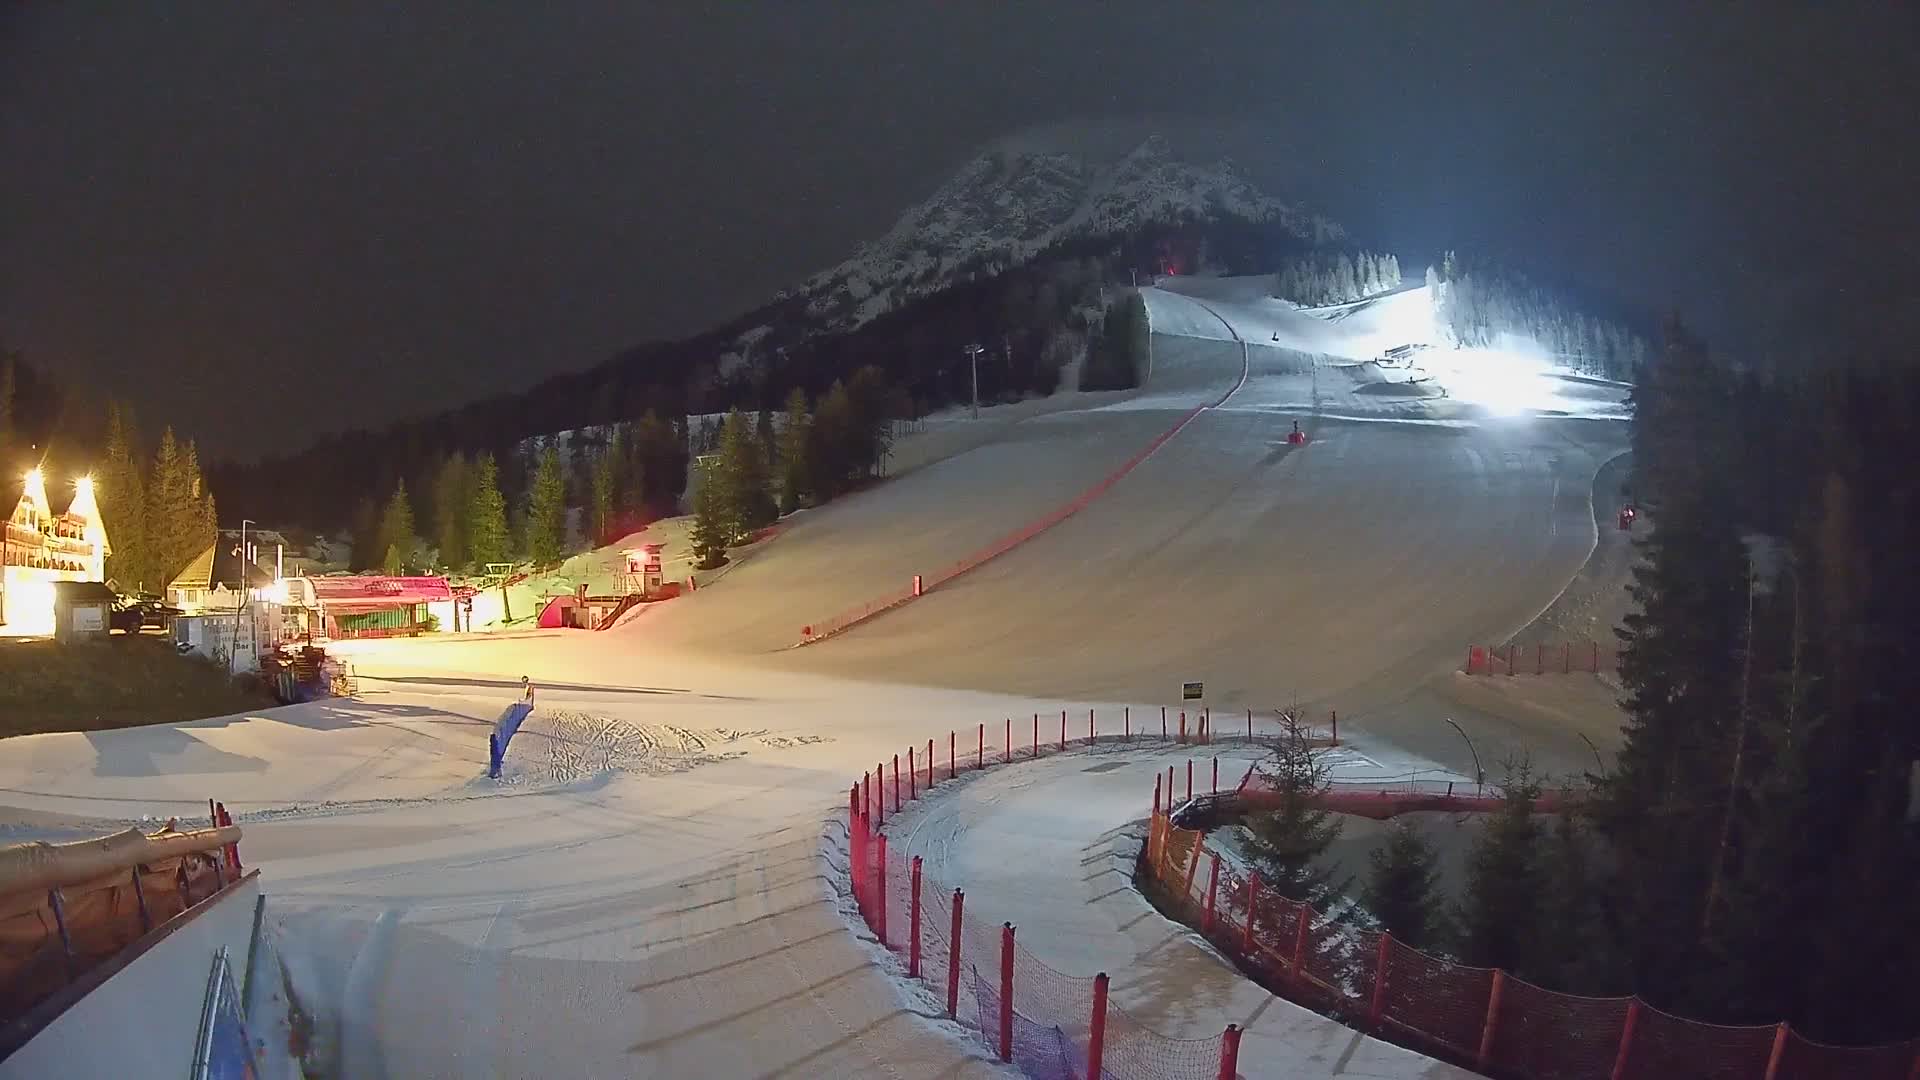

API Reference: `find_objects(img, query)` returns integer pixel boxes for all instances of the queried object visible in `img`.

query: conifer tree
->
[688,457,729,569]
[376,479,417,573]
[432,453,471,571]
[1236,714,1346,903]
[1456,761,1547,973]
[0,353,13,454]
[777,387,810,515]
[1364,819,1444,950]
[466,452,510,567]
[716,408,772,541]
[100,402,149,589]
[590,440,618,545]
[147,427,193,585]
[524,446,567,565]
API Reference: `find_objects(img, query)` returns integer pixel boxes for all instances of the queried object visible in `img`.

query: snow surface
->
[0,275,1631,1077]
[880,738,1480,1079]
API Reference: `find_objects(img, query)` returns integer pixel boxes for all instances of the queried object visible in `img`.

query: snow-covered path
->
[881,740,1481,1079]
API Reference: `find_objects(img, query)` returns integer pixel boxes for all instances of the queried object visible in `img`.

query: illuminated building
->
[0,471,110,637]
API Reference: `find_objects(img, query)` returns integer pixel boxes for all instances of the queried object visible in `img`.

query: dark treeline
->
[1245,321,1919,1045]
[215,219,1306,537]
[1587,322,1920,1043]
[1431,251,1651,381]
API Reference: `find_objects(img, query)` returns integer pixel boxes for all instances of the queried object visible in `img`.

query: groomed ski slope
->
[0,277,1628,1079]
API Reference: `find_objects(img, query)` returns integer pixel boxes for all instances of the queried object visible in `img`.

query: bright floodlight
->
[75,475,94,494]
[24,468,41,486]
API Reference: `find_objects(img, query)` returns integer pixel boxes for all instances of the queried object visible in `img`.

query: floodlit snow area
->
[881,739,1479,1079]
[1,267,1632,1077]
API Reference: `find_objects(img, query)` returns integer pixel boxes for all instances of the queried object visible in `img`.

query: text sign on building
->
[1182,681,1203,701]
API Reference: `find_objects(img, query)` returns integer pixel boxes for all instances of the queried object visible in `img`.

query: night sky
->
[3,4,1914,459]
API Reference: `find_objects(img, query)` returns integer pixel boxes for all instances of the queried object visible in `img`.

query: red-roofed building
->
[288,575,453,640]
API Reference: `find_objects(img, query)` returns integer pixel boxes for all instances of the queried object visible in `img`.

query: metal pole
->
[232,519,253,675]
[909,856,922,978]
[999,924,1015,1062]
[1445,718,1485,789]
[1087,972,1110,1078]
[947,889,964,1018]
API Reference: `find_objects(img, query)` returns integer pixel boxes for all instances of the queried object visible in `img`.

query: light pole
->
[232,519,254,675]
[1444,718,1485,791]
[964,344,984,420]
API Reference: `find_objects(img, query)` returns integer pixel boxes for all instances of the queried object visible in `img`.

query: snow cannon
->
[1286,420,1308,446]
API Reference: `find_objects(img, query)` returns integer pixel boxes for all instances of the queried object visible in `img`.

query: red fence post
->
[1331,709,1338,745]
[909,746,917,801]
[1203,852,1221,933]
[976,724,983,769]
[999,924,1016,1062]
[875,833,889,946]
[1247,707,1253,741]
[1125,706,1130,741]
[1006,717,1012,764]
[1476,969,1506,1071]
[1167,765,1175,805]
[1762,1024,1789,1080]
[1369,932,1392,1028]
[1180,710,1187,742]
[1154,774,1162,816]
[1216,1024,1241,1080]
[1032,714,1039,758]
[1161,706,1168,739]
[909,856,923,978]
[875,763,884,825]
[1186,759,1194,801]
[1243,872,1264,953]
[1610,1000,1641,1080]
[1087,972,1109,1079]
[931,737,937,786]
[1060,709,1066,750]
[947,889,964,1018]
[1212,757,1219,793]
[1089,707,1095,744]
[893,754,901,812]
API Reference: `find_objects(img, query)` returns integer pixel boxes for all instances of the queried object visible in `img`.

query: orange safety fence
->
[843,710,1267,1078]
[1465,640,1619,675]
[1145,787,1920,1080]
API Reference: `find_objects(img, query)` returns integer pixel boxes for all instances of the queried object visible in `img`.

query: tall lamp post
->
[964,344,985,420]
[232,519,254,674]
[1444,717,1485,791]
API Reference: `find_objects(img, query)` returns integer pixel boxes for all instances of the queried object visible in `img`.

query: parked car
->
[111,594,181,634]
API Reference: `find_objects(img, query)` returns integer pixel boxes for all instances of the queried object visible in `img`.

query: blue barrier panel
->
[488,701,534,779]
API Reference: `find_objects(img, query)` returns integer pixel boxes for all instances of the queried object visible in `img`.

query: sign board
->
[1181,681,1204,701]
[71,605,106,634]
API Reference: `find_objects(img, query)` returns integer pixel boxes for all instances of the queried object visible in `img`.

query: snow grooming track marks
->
[796,299,1249,648]
[495,711,775,787]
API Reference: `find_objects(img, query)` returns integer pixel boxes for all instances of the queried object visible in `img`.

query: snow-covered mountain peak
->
[775,134,1344,333]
